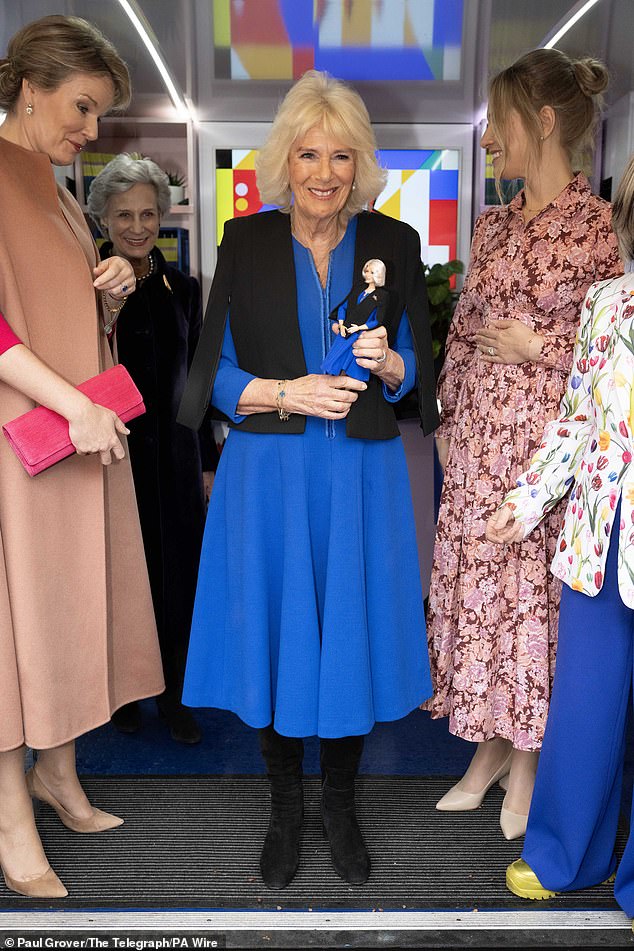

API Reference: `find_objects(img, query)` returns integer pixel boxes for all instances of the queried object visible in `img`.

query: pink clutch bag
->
[2,364,145,476]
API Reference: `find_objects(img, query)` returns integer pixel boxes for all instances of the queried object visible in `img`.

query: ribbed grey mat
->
[0,776,623,910]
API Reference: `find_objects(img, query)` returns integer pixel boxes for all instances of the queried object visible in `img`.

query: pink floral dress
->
[425,174,621,751]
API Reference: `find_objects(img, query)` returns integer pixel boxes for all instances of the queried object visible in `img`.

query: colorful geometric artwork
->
[373,149,459,267]
[215,147,460,269]
[215,149,278,245]
[213,0,463,81]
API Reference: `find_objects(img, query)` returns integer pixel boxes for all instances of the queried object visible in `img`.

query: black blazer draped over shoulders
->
[177,209,439,439]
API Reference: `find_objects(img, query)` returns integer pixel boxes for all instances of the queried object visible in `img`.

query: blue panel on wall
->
[430,169,459,200]
[432,0,463,46]
[315,48,434,82]
[280,0,313,46]
[379,150,435,170]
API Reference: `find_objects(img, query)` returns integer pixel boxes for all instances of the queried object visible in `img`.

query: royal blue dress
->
[182,217,432,738]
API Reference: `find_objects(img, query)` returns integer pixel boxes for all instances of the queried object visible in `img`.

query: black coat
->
[104,244,217,689]
[335,283,389,332]
[178,210,439,439]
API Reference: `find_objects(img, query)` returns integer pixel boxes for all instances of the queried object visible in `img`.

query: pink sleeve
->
[0,312,22,356]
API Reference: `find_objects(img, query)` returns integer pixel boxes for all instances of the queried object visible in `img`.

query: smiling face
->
[287,125,356,228]
[102,183,161,263]
[480,108,532,181]
[22,72,115,166]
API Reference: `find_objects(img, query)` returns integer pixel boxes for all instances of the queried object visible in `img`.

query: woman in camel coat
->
[0,15,163,899]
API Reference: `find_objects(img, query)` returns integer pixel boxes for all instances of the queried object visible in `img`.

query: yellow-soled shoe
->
[506,859,557,900]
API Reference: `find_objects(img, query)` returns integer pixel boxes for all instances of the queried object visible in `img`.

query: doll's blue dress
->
[320,287,383,381]
[182,217,432,737]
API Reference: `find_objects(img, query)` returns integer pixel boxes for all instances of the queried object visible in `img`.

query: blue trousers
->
[522,506,634,914]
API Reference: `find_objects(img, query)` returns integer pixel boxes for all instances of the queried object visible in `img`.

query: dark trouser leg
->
[320,734,370,884]
[259,725,304,889]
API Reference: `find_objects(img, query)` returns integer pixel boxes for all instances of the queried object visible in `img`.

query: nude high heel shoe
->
[436,752,512,811]
[26,767,123,833]
[500,795,528,840]
[2,863,68,899]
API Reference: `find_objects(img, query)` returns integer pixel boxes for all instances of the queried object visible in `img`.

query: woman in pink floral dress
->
[426,48,621,838]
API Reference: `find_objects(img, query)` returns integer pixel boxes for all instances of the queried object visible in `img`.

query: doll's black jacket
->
[177,209,439,439]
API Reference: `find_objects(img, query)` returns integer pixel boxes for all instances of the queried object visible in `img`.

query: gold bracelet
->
[276,380,291,421]
[102,291,128,335]
[528,333,543,362]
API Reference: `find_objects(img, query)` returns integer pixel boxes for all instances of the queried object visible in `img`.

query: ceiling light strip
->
[115,0,191,118]
[541,0,603,49]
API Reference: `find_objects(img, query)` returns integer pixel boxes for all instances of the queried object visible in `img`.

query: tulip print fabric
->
[425,175,621,750]
[505,274,634,608]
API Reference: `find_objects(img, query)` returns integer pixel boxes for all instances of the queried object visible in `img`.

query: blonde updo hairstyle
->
[256,70,387,218]
[0,14,130,114]
[612,155,634,264]
[488,48,609,195]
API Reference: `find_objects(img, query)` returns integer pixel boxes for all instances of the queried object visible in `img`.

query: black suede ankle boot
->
[259,725,304,889]
[320,736,370,885]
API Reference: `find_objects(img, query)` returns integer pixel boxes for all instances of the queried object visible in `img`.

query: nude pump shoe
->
[2,863,68,899]
[26,766,124,833]
[500,795,528,840]
[436,753,512,811]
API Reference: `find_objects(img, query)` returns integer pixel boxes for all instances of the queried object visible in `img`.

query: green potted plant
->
[166,170,186,205]
[425,259,464,373]
[395,257,464,420]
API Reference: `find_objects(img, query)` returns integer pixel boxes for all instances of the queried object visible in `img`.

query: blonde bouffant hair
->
[255,70,387,218]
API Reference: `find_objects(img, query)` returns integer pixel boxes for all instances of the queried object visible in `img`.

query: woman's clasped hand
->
[284,373,366,419]
[67,397,129,464]
[348,324,389,366]
[92,255,136,298]
[485,505,525,544]
[473,318,543,364]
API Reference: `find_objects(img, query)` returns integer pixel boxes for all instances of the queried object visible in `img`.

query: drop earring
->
[26,103,33,115]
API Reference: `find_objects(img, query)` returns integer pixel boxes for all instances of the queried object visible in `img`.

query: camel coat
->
[0,136,164,752]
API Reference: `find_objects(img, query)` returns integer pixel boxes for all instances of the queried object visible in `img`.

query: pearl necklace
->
[136,252,156,284]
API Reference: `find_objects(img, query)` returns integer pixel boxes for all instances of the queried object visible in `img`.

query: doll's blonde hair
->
[363,259,386,286]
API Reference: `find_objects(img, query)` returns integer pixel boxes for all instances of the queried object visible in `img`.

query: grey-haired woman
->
[89,154,216,745]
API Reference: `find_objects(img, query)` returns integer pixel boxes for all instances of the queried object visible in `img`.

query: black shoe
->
[111,701,142,734]
[321,780,371,884]
[260,787,304,889]
[157,698,202,744]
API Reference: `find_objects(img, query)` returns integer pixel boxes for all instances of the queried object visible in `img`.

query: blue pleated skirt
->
[182,414,432,738]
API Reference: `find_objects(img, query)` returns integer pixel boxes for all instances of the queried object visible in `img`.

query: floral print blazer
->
[505,274,634,606]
